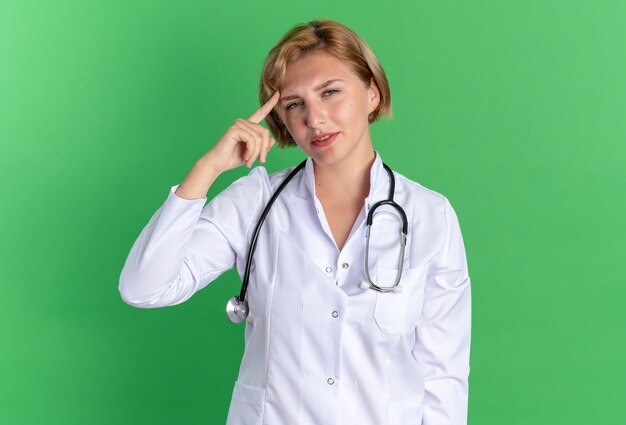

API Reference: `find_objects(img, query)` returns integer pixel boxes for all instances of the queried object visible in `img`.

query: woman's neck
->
[312,149,376,201]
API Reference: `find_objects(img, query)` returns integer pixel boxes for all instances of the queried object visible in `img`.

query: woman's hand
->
[174,92,281,200]
[203,91,281,173]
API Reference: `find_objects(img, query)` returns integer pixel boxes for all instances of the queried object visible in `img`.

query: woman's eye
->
[286,90,337,111]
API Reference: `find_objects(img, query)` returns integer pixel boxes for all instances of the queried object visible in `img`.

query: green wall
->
[1,0,625,424]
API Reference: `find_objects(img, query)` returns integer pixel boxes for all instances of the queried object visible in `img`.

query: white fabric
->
[119,152,472,425]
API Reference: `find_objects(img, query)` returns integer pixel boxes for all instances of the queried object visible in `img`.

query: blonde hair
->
[259,19,392,148]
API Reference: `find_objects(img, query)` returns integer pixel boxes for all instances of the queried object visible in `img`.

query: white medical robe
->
[119,152,472,425]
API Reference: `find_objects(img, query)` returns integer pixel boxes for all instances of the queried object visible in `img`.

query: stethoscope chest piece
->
[226,296,249,324]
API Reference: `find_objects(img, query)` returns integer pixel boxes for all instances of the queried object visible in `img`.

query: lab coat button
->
[341,262,349,269]
[327,378,335,385]
[325,266,333,273]
[332,311,339,318]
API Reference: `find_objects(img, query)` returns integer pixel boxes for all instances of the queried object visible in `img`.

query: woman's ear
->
[367,79,381,115]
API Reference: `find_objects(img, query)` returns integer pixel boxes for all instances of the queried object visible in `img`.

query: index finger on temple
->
[248,91,280,124]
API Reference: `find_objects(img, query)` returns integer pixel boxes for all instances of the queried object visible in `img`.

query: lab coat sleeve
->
[412,196,472,425]
[118,167,267,308]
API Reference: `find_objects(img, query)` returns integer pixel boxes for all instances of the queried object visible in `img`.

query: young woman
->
[119,19,471,425]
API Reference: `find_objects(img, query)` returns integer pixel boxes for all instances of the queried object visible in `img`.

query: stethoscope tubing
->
[363,164,408,293]
[228,160,408,323]
[238,160,307,302]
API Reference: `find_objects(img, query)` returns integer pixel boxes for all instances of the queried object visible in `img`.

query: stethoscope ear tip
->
[360,281,403,292]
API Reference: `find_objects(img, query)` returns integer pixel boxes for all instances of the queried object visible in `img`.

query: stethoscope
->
[226,159,408,324]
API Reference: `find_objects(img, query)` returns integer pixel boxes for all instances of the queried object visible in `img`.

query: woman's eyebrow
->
[280,79,344,102]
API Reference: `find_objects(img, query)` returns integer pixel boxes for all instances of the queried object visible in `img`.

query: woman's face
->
[277,51,380,168]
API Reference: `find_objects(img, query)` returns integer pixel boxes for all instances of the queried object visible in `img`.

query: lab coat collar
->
[302,151,388,204]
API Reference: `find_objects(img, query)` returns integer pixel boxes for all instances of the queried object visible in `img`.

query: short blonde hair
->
[259,19,392,148]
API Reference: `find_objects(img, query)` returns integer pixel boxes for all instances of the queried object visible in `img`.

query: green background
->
[1,0,625,423]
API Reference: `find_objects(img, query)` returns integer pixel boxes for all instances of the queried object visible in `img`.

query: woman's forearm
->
[174,153,222,200]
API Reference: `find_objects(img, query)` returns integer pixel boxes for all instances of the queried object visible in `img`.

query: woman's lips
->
[311,132,338,148]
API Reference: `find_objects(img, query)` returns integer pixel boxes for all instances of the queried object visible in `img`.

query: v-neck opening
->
[299,152,389,253]
[317,200,368,254]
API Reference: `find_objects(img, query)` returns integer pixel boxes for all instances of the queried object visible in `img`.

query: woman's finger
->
[264,138,275,162]
[238,120,271,165]
[259,128,271,163]
[247,91,280,124]
[247,128,264,167]
[245,122,270,164]
[232,120,259,164]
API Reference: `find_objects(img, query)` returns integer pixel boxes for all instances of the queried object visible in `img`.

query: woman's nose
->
[305,102,326,128]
